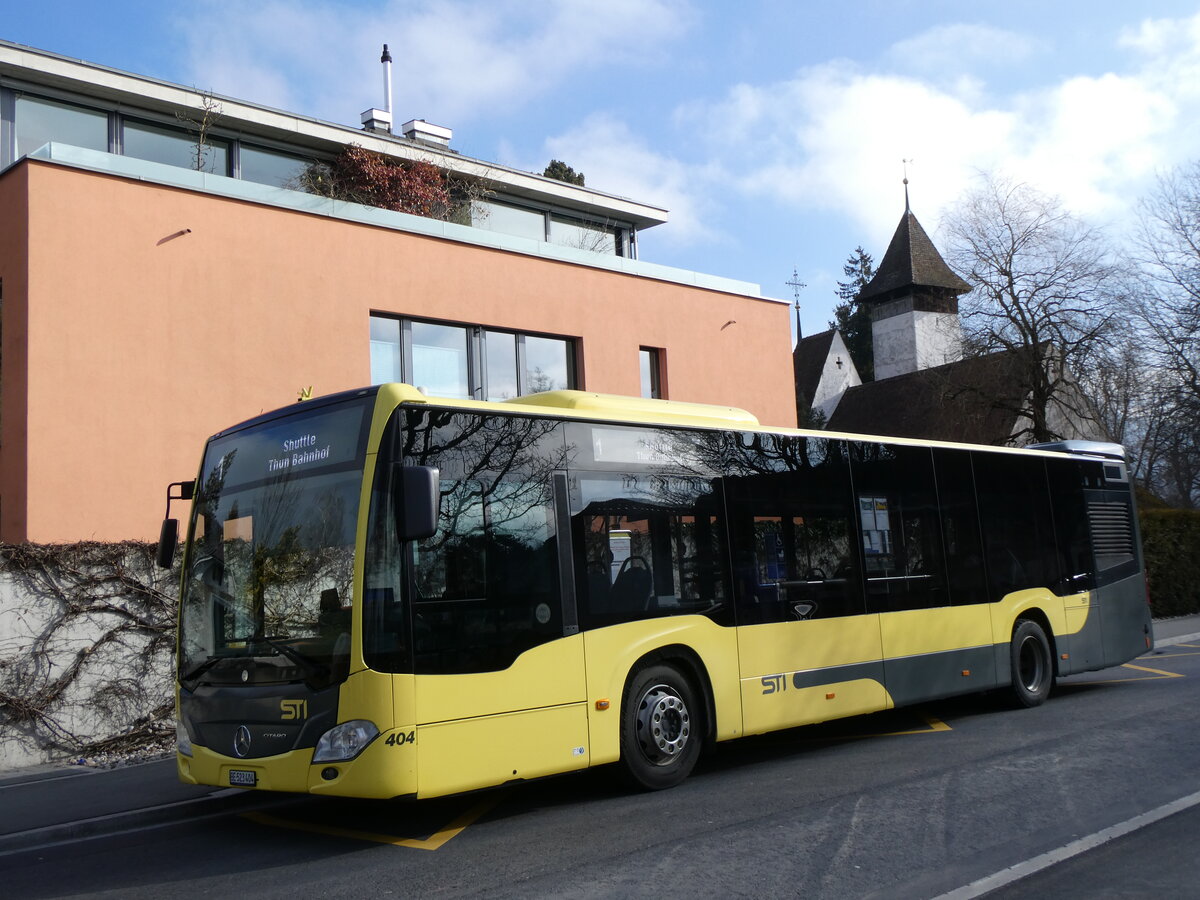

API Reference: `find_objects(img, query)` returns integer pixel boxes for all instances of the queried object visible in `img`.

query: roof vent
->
[402,119,452,148]
[361,108,393,134]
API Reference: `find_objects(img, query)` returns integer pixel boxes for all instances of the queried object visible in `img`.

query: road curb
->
[0,786,297,857]
[1153,631,1200,649]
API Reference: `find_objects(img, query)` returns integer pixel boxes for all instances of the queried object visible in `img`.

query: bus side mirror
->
[155,480,195,569]
[395,465,440,541]
[156,518,179,569]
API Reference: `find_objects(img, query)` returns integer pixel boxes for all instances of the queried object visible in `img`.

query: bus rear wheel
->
[1009,619,1054,708]
[620,664,703,790]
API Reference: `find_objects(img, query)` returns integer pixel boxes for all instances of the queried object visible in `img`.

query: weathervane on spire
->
[786,267,807,341]
[902,158,913,211]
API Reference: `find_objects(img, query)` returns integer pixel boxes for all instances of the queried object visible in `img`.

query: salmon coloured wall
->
[3,160,794,541]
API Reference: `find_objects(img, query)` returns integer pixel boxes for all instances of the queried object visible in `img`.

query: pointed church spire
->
[854,183,971,380]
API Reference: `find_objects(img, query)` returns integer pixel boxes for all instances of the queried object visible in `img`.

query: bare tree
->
[176,92,223,173]
[1133,162,1200,506]
[942,173,1119,444]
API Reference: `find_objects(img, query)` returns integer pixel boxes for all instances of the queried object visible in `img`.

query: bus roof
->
[347,384,1124,463]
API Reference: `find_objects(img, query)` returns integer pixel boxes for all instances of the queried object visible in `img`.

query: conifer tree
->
[829,246,875,381]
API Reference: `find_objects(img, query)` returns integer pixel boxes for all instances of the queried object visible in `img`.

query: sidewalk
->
[3,614,1199,857]
[0,756,292,856]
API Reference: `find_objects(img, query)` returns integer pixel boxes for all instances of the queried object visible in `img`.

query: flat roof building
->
[0,40,794,542]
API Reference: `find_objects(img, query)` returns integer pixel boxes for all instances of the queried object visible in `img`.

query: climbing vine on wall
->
[0,542,180,764]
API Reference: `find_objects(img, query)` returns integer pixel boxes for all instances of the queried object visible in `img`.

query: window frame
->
[370,313,578,400]
[640,347,665,399]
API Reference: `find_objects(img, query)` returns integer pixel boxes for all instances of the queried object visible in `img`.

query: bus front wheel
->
[1009,619,1054,708]
[620,664,703,790]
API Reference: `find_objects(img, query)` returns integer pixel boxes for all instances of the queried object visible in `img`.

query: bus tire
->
[619,663,703,790]
[1009,619,1054,708]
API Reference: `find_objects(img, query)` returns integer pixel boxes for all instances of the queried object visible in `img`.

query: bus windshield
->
[178,395,373,688]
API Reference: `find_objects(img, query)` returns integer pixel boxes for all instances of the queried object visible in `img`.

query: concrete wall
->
[873,306,962,381]
[1,160,795,541]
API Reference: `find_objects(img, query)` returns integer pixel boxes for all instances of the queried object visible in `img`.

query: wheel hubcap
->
[635,684,691,765]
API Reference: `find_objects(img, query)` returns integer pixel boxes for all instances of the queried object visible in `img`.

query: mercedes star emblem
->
[233,725,252,758]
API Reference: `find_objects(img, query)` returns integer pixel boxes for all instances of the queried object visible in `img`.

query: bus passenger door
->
[398,412,588,799]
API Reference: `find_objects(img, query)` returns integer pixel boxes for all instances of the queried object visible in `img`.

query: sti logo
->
[280,699,309,720]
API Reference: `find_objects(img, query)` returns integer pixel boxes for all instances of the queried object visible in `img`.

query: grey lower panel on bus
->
[791,660,885,691]
[787,647,998,708]
[1056,606,1105,676]
[883,645,999,707]
[1100,575,1154,665]
[1053,578,1150,677]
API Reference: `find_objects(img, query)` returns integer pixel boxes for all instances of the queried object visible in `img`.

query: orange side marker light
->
[595,699,610,711]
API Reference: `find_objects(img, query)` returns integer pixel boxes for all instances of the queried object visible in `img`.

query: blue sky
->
[7,1,1200,340]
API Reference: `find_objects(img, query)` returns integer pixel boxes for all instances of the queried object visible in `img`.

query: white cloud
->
[886,23,1042,78]
[538,113,722,246]
[177,0,695,128]
[654,14,1200,249]
[671,63,1015,247]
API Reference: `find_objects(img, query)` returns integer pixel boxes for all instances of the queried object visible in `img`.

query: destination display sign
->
[200,399,371,493]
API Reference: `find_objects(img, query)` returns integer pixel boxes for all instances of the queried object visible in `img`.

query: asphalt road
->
[3,640,1199,899]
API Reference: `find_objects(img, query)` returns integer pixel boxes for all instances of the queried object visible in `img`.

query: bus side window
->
[570,472,730,629]
[725,434,863,623]
[1046,457,1098,594]
[850,442,948,613]
[932,448,988,606]
[974,453,1058,601]
[398,409,569,675]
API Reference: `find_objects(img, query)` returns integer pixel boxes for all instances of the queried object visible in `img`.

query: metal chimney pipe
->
[381,44,393,115]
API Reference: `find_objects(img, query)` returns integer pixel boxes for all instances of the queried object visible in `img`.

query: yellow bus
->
[161,384,1152,798]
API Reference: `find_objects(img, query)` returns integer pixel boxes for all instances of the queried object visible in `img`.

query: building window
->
[472,198,628,256]
[410,321,471,399]
[550,214,619,255]
[14,94,108,159]
[370,315,577,400]
[472,199,547,242]
[122,118,229,175]
[640,347,663,399]
[524,335,574,393]
[484,330,519,401]
[238,143,311,188]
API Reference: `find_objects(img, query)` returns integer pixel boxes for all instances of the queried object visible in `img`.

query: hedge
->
[1140,508,1200,618]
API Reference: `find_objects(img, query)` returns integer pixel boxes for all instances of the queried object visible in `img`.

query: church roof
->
[825,348,1032,444]
[858,209,971,303]
[793,329,836,407]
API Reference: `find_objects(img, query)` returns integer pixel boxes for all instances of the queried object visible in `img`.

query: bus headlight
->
[312,720,379,762]
[176,720,193,758]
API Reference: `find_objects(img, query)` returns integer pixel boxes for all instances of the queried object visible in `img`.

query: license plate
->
[229,769,257,787]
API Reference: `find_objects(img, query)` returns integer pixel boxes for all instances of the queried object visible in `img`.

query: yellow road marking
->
[1083,663,1185,684]
[1146,650,1200,659]
[789,712,951,744]
[242,793,502,850]
[862,713,952,738]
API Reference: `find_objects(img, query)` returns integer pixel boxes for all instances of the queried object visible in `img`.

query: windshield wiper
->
[179,655,228,684]
[249,635,331,680]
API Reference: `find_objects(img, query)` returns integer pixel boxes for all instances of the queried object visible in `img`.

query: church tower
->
[857,187,971,380]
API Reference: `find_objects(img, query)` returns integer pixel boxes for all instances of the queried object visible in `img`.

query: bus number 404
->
[385,731,415,746]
